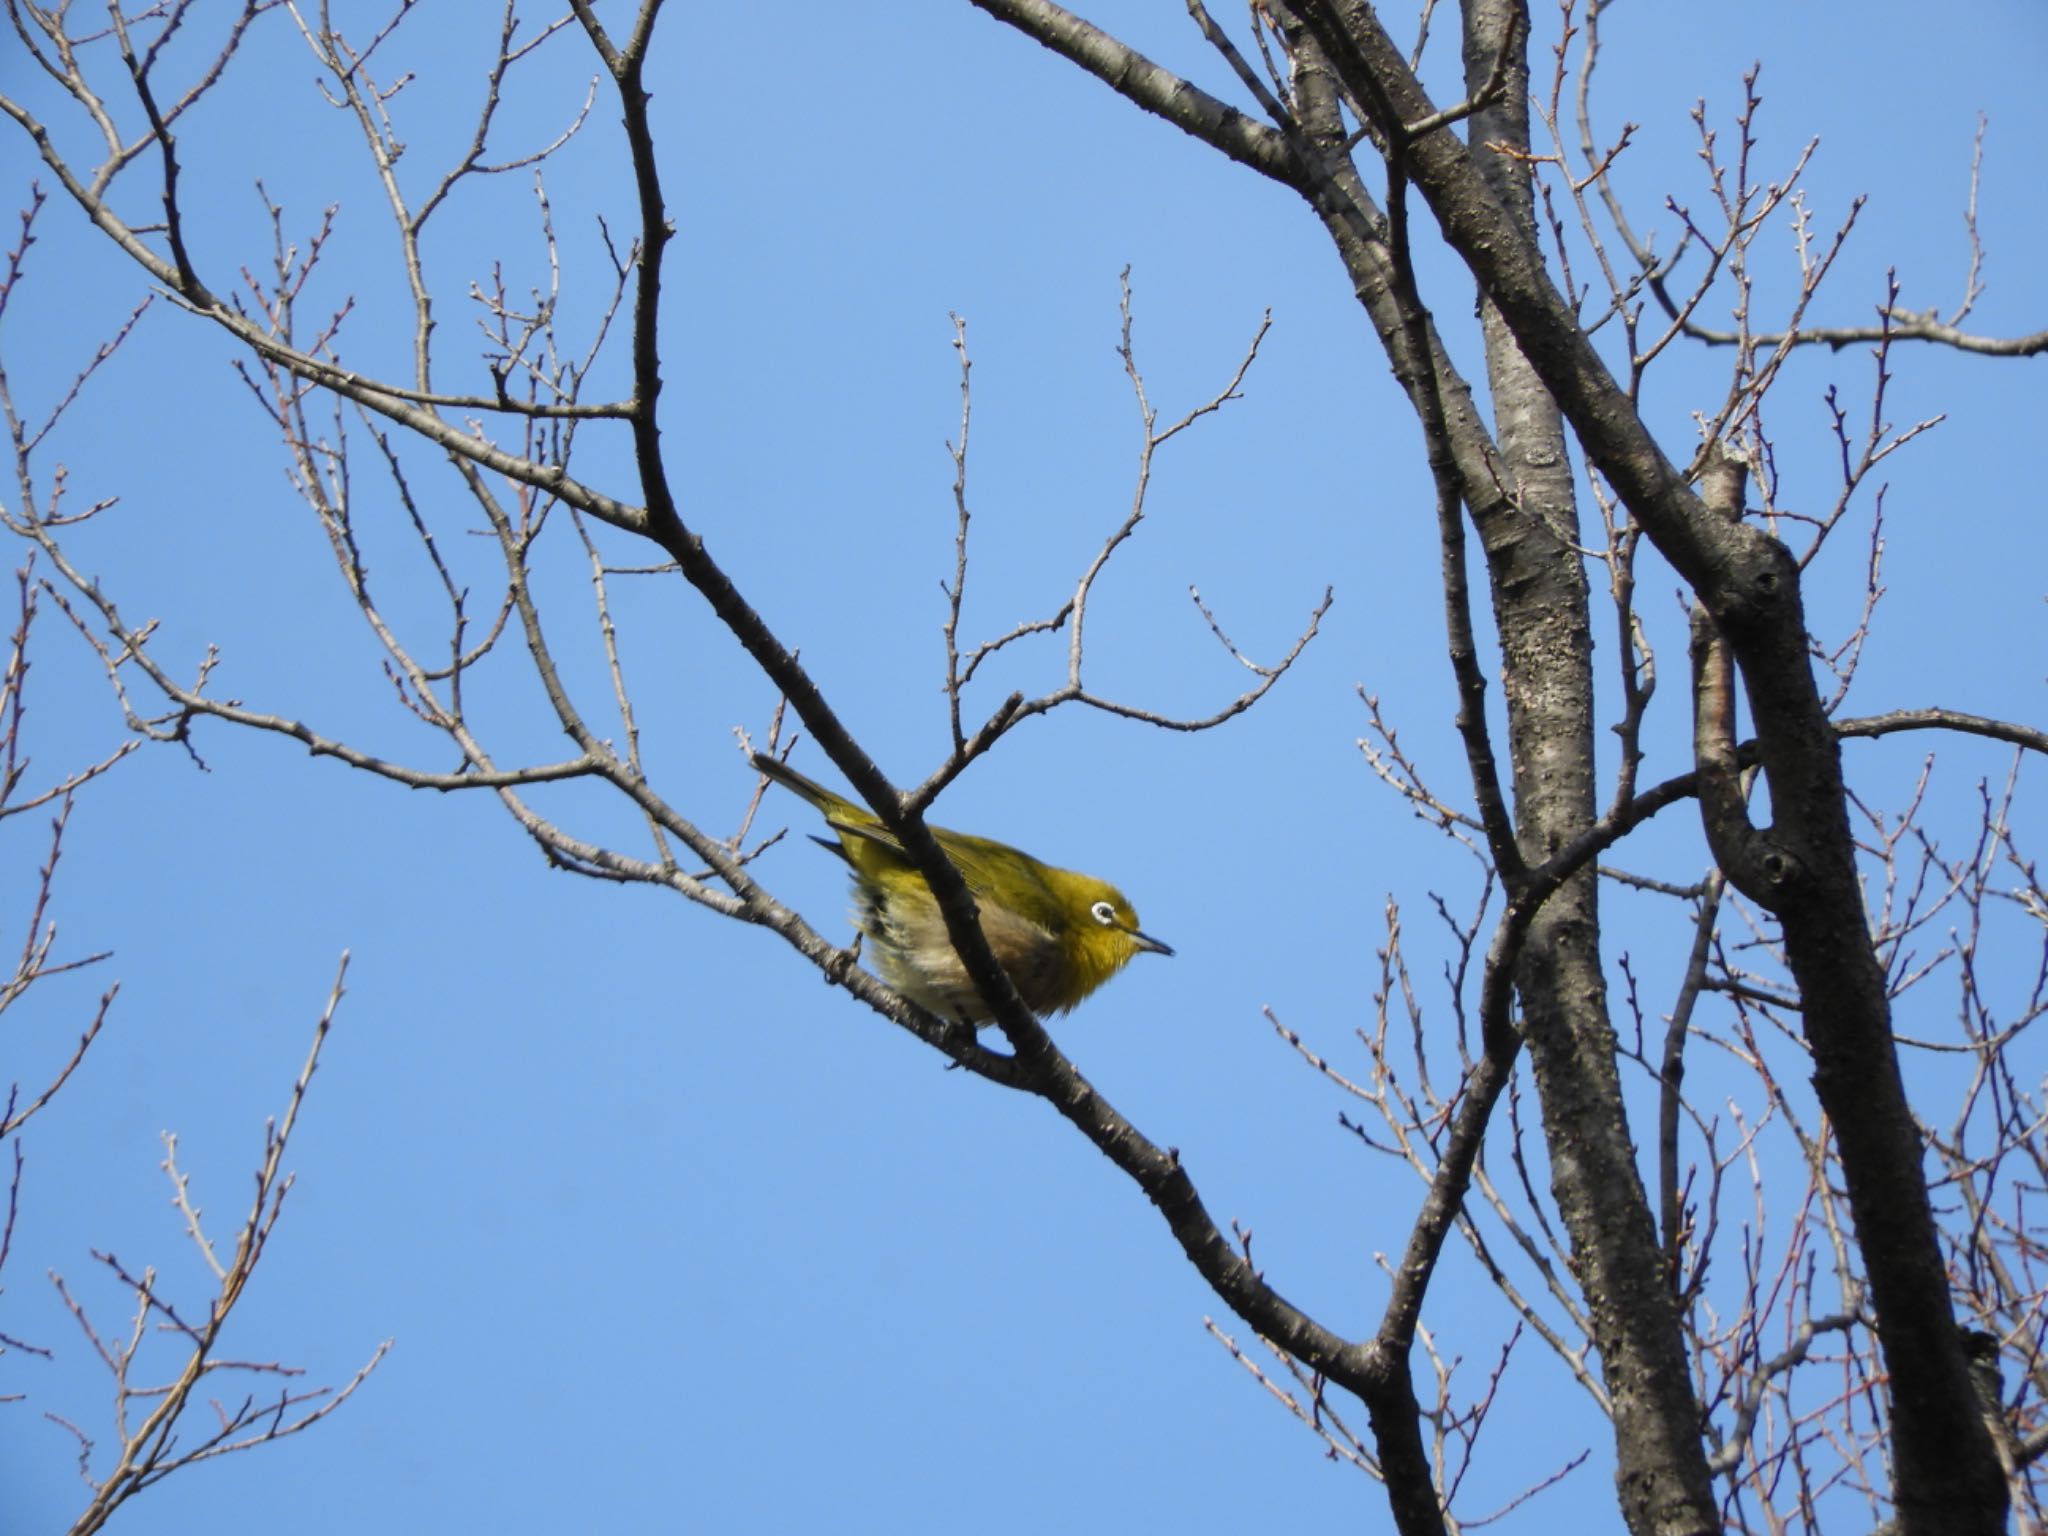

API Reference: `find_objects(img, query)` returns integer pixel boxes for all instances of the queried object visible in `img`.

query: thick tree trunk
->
[1456,8,1719,1532]
[1288,4,2008,1530]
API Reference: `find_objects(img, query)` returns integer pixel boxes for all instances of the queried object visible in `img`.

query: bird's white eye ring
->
[1090,900,1117,926]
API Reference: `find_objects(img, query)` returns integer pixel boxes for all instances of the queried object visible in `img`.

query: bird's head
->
[1046,871,1172,1011]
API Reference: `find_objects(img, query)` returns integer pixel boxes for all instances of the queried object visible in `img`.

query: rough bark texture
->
[1256,10,1720,1527]
[1455,7,1718,1532]
[1287,4,2006,1531]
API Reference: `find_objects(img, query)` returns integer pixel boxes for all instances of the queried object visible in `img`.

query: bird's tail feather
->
[750,751,838,810]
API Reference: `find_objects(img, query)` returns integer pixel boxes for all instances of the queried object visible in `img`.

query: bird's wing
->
[936,835,1070,933]
[834,820,1070,933]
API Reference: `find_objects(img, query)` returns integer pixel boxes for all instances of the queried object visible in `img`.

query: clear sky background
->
[5,3,2045,1532]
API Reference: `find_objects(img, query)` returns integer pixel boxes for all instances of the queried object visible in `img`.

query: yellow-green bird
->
[752,752,1172,1023]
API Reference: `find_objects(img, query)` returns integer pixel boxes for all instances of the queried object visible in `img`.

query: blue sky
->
[5,3,2046,1532]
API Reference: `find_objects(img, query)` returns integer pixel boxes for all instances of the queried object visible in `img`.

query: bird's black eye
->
[1090,900,1117,926]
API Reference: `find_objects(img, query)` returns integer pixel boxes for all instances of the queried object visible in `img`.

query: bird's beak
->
[1131,928,1174,957]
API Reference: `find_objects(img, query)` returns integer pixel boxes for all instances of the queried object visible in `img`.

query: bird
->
[751,752,1172,1023]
